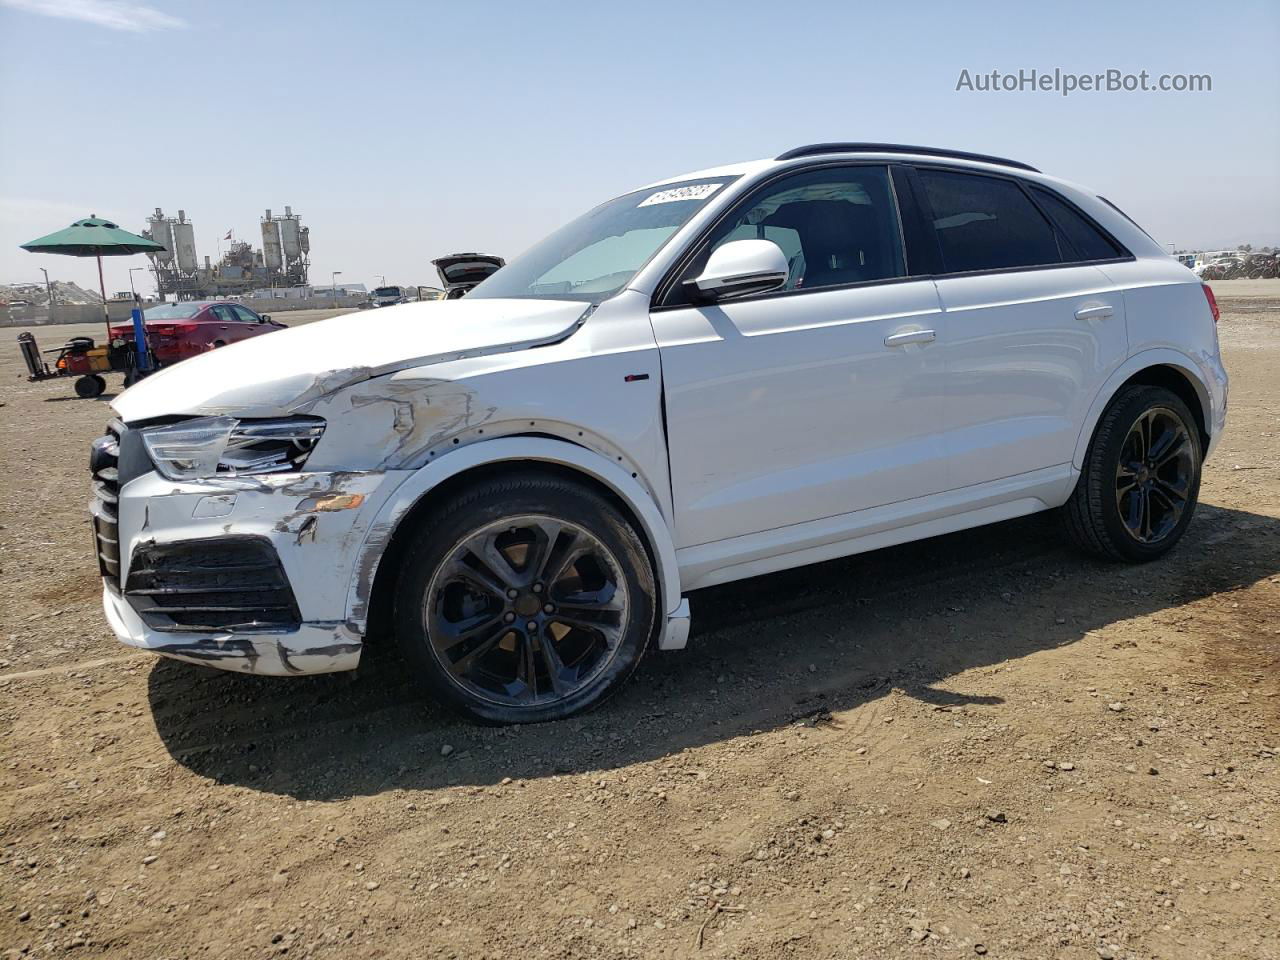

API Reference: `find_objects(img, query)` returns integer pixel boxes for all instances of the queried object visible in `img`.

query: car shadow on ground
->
[42,393,119,403]
[147,503,1280,800]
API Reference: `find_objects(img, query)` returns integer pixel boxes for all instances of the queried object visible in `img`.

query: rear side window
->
[917,169,1060,273]
[1029,187,1124,261]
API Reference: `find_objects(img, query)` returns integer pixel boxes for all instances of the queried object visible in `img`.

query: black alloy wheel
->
[394,473,656,723]
[425,514,629,708]
[1062,384,1203,561]
[1114,407,1196,544]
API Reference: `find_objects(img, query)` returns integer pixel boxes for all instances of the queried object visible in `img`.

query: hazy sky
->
[1,0,1277,297]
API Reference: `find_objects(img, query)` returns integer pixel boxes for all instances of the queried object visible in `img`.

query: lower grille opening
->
[124,536,301,632]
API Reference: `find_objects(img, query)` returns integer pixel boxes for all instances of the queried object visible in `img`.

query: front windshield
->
[373,287,400,297]
[468,177,736,303]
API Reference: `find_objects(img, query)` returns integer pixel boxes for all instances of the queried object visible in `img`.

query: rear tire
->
[393,472,656,724]
[1061,385,1202,561]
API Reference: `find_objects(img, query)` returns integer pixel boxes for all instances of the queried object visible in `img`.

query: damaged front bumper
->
[104,586,362,674]
[102,467,409,676]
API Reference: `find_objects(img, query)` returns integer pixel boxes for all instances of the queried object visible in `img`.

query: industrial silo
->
[172,210,198,275]
[279,214,301,261]
[148,209,174,263]
[261,210,283,271]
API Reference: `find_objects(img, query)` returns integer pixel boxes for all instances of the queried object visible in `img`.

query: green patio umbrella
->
[21,215,165,342]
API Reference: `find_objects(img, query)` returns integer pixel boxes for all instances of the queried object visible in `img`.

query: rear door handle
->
[884,329,936,347]
[1074,305,1114,321]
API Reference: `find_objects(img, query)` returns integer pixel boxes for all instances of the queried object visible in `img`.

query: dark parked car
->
[109,301,286,365]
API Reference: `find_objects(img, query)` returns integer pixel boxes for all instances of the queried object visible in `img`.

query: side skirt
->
[676,464,1076,591]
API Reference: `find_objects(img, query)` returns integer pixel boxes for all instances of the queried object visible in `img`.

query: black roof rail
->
[775,142,1040,173]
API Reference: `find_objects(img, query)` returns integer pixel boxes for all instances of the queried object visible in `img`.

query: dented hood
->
[111,297,587,422]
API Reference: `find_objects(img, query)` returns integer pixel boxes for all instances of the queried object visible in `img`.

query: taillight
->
[1202,283,1220,324]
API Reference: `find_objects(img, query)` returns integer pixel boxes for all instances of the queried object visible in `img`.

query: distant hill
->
[0,281,103,305]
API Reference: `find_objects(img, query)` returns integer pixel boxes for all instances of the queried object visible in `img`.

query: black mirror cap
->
[681,277,717,305]
[682,273,787,305]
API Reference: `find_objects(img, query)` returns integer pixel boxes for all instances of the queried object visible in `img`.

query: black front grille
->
[124,536,301,632]
[89,420,123,589]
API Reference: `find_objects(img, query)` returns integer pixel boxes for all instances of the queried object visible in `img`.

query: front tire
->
[1062,385,1202,561]
[393,472,657,724]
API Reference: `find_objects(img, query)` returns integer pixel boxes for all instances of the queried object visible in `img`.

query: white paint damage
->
[111,297,594,421]
[104,290,683,675]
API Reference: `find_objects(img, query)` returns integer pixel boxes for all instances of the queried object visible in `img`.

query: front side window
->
[668,165,906,306]
[917,169,1060,273]
[211,305,238,323]
[468,177,737,303]
[232,305,260,323]
[1029,186,1124,261]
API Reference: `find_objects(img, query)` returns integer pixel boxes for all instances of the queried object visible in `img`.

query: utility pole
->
[128,267,145,304]
[40,267,55,309]
[377,274,386,287]
[331,270,342,308]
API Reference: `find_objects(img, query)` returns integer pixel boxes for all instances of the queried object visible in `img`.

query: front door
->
[650,164,949,549]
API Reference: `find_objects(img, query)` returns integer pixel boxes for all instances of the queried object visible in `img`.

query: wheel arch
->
[1074,351,1212,470]
[347,436,682,643]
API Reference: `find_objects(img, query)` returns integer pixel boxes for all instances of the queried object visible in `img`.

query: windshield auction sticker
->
[638,183,724,207]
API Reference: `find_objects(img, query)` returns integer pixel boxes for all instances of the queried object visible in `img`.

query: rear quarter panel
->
[1092,257,1228,451]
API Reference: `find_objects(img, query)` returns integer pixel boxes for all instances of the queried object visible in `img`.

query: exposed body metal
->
[100,148,1228,678]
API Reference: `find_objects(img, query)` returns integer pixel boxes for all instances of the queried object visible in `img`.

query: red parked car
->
[109,301,286,366]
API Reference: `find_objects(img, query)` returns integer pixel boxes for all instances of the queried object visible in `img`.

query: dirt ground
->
[2,284,1277,960]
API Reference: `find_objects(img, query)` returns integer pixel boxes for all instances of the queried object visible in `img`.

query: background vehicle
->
[98,144,1227,725]
[432,253,504,298]
[371,285,414,307]
[107,300,285,365]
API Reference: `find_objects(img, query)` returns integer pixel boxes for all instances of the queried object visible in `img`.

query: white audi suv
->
[92,143,1228,723]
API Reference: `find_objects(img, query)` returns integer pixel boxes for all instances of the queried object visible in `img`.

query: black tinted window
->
[1030,187,1123,261]
[671,166,905,304]
[918,169,1060,273]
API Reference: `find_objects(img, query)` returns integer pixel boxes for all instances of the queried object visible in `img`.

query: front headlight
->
[142,416,325,481]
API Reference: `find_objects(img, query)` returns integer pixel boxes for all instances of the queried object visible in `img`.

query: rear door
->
[909,166,1128,487]
[651,164,948,549]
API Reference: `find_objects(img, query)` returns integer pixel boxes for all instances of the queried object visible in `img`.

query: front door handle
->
[1074,305,1114,321]
[884,329,936,347]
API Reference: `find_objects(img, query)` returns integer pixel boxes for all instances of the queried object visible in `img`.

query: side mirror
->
[259,314,270,322]
[684,239,789,303]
